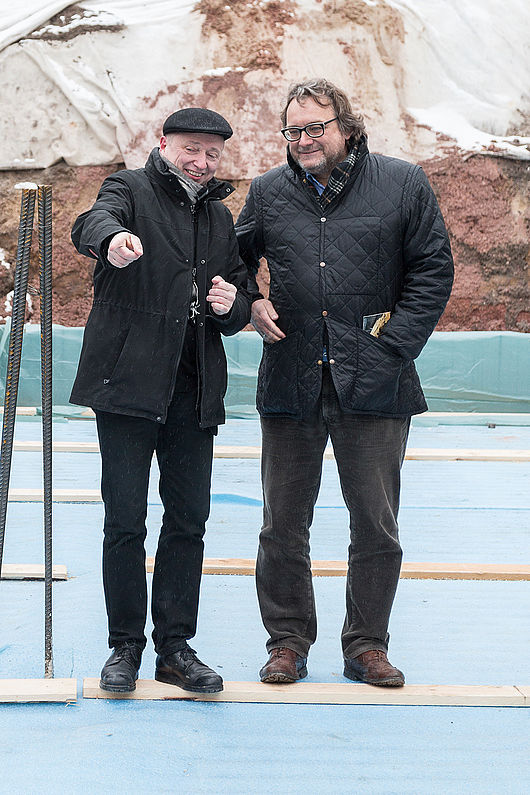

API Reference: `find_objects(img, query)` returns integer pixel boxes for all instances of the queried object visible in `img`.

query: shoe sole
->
[260,666,308,684]
[343,669,404,687]
[99,680,137,693]
[154,671,223,693]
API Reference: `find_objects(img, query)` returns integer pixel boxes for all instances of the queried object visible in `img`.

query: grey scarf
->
[159,150,207,205]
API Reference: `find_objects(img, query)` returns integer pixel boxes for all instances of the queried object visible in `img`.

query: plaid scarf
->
[313,143,360,208]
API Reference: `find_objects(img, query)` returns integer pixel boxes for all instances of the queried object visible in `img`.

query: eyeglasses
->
[281,117,339,142]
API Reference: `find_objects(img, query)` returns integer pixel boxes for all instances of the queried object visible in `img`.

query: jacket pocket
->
[353,330,403,412]
[105,315,174,413]
[257,332,300,416]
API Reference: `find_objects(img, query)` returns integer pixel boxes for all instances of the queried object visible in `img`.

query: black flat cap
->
[163,108,233,139]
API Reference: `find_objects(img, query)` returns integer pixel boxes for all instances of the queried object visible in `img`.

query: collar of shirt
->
[305,171,326,195]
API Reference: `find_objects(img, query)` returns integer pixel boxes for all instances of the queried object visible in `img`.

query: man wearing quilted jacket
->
[236,79,454,686]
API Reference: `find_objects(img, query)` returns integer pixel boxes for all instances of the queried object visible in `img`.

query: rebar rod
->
[38,185,53,678]
[0,188,35,571]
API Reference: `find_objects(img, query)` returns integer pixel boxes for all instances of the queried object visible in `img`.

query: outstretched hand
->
[107,232,143,268]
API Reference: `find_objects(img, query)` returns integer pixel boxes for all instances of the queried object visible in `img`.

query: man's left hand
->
[206,275,237,315]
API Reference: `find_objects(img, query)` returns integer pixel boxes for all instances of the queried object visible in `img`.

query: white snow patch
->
[4,291,34,318]
[0,249,11,271]
[203,66,244,76]
[410,105,530,160]
[30,9,121,37]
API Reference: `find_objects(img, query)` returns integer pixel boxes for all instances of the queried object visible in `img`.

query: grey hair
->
[281,78,366,144]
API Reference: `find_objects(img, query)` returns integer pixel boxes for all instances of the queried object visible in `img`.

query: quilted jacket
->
[236,138,454,418]
[70,147,251,427]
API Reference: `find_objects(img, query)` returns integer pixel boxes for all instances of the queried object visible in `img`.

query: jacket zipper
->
[164,202,200,418]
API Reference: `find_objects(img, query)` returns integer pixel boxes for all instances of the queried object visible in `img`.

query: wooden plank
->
[0,678,77,703]
[14,441,99,453]
[1,563,68,581]
[11,441,530,462]
[515,686,530,706]
[0,407,37,415]
[145,557,530,581]
[8,488,101,502]
[422,412,530,420]
[400,562,530,581]
[82,678,525,706]
[405,448,530,462]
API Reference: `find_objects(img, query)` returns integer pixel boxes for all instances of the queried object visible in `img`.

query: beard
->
[292,142,348,178]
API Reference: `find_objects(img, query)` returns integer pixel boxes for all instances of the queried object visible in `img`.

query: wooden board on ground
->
[400,562,530,580]
[7,488,101,502]
[14,441,99,453]
[145,557,530,581]
[11,441,530,462]
[515,686,530,706]
[0,678,77,703]
[0,407,37,415]
[82,679,526,707]
[213,446,530,462]
[1,563,68,581]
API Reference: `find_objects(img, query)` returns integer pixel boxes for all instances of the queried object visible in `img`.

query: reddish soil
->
[0,151,527,330]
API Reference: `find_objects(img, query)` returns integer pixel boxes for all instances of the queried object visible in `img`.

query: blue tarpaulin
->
[0,325,528,415]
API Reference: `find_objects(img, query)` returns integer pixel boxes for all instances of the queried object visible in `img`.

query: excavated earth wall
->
[0,152,528,330]
[0,0,528,330]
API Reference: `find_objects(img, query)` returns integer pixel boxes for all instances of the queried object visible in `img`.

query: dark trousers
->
[95,383,214,654]
[257,368,410,659]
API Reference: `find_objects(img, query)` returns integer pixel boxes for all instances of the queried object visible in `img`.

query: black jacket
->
[236,139,454,418]
[70,148,251,427]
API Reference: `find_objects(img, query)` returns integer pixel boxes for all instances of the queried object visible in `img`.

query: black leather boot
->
[100,643,142,693]
[155,645,223,693]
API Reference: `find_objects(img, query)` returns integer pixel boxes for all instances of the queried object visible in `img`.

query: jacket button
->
[317,360,323,366]
[200,259,206,264]
[199,322,204,326]
[156,416,162,422]
[320,217,326,222]
[180,201,185,206]
[103,379,109,384]
[329,359,335,365]
[319,261,326,267]
[322,310,328,317]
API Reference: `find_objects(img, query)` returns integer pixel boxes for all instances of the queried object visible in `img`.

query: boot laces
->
[115,644,140,665]
[178,646,198,662]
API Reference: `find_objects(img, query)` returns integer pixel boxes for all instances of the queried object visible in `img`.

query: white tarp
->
[0,0,528,176]
[387,0,530,156]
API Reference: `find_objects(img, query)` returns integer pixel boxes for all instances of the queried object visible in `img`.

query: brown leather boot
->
[259,647,308,684]
[344,650,405,687]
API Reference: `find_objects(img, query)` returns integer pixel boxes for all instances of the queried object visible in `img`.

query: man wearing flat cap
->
[71,108,252,694]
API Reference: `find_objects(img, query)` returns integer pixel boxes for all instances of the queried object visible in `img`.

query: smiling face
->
[159,132,225,185]
[286,97,349,185]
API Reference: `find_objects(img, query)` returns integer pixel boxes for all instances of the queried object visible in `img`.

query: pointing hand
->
[107,232,143,268]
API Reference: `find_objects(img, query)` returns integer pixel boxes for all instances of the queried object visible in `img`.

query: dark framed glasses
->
[281,116,338,142]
